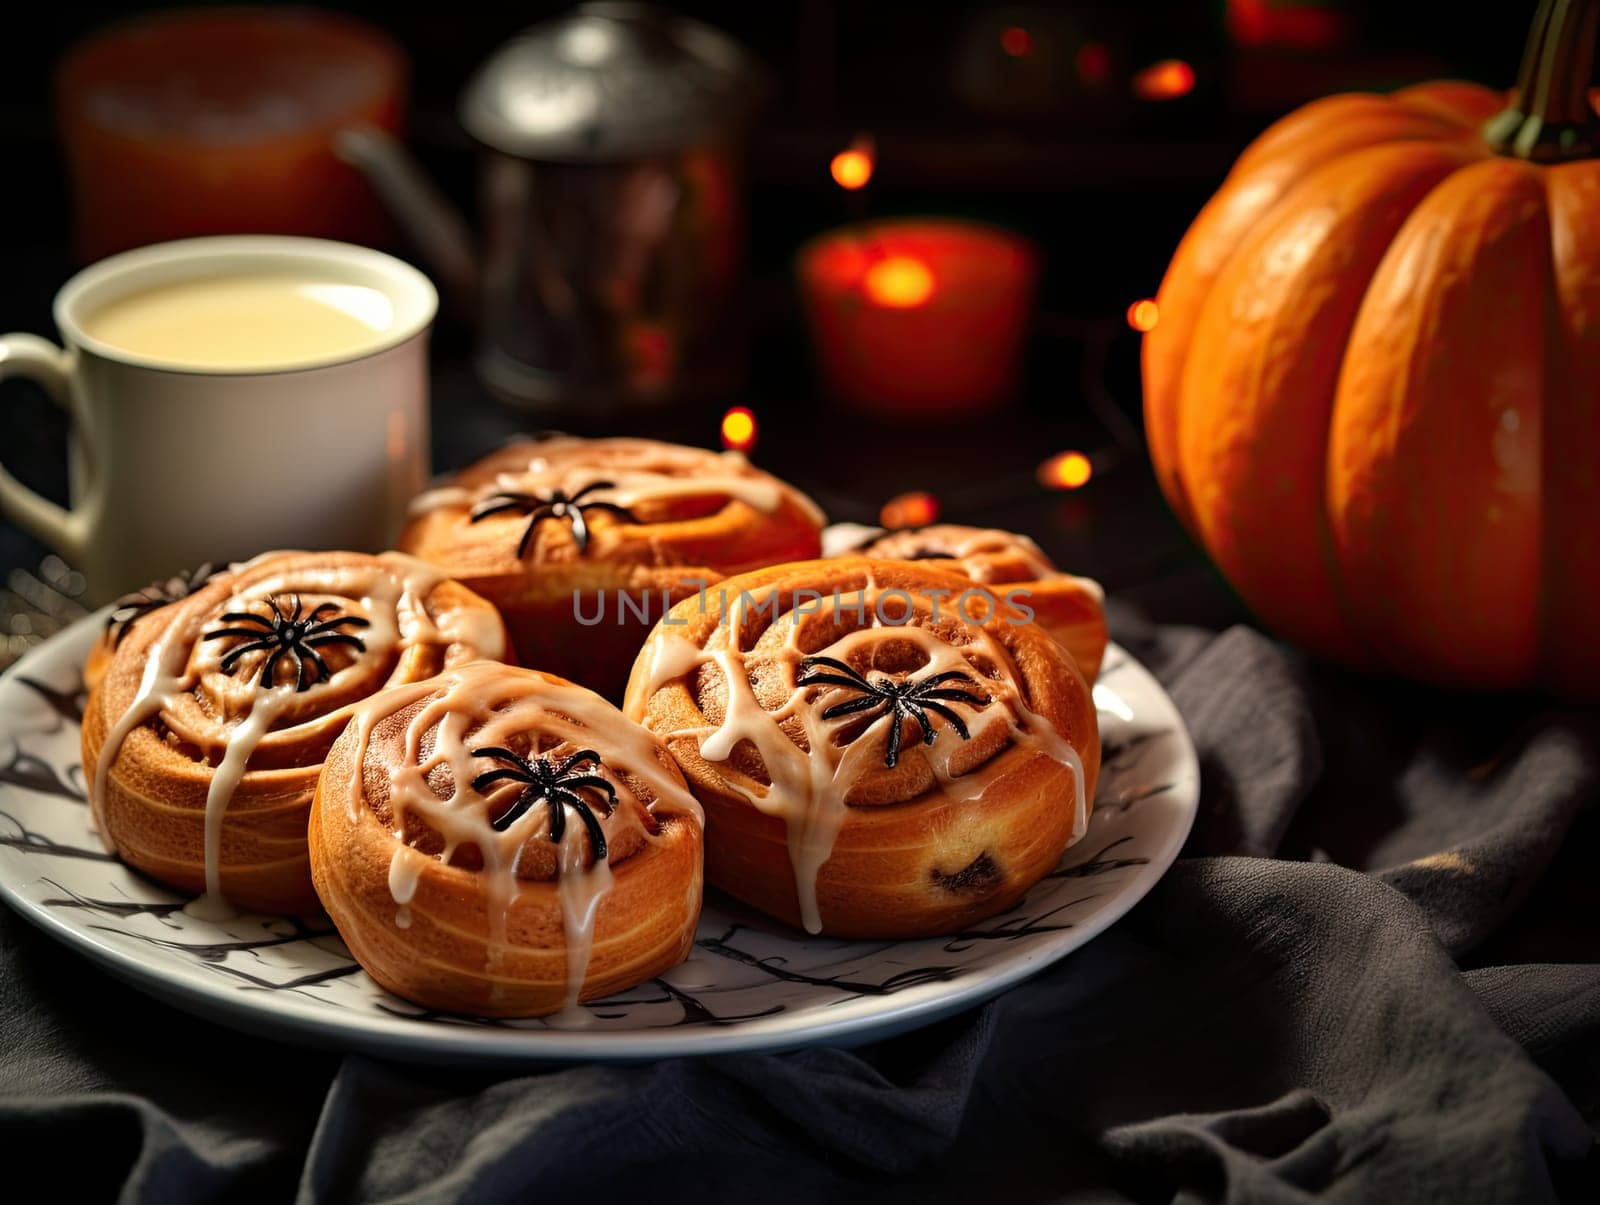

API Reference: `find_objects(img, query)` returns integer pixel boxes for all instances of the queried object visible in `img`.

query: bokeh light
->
[830,147,874,190]
[863,256,935,308]
[1038,451,1094,491]
[720,406,758,452]
[1127,298,1160,332]
[1132,58,1195,101]
[1000,26,1033,57]
[1075,41,1112,86]
[879,491,940,529]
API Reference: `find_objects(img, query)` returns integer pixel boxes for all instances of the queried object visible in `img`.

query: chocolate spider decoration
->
[201,595,370,692]
[796,656,987,769]
[105,561,222,647]
[468,482,637,556]
[469,747,618,856]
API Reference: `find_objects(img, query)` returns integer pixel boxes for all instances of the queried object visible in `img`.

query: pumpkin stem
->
[1487,0,1600,161]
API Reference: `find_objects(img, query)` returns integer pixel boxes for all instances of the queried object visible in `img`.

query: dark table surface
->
[5,247,1598,1204]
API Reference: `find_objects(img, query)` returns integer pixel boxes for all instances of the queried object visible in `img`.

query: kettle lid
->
[460,2,762,160]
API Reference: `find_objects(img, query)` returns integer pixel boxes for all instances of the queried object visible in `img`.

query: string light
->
[1127,298,1160,332]
[720,406,757,452]
[879,491,940,529]
[830,137,876,190]
[1038,451,1094,490]
[864,257,935,308]
[1132,58,1195,101]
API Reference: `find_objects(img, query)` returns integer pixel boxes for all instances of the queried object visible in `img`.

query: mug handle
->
[0,333,88,563]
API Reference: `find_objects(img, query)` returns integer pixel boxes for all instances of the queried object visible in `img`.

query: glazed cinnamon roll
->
[85,561,225,691]
[309,661,704,1018]
[625,558,1099,938]
[854,525,1108,681]
[399,436,825,700]
[82,551,508,916]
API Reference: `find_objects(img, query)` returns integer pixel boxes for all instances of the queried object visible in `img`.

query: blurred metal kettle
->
[337,3,765,412]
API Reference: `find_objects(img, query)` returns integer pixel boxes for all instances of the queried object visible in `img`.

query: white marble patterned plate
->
[0,614,1197,1063]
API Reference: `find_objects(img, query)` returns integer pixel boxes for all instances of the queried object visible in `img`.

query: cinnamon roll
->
[398,436,825,700]
[82,551,509,916]
[85,561,225,691]
[309,661,704,1018]
[854,525,1108,681]
[625,558,1099,938]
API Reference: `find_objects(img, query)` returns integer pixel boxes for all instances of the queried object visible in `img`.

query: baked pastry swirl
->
[85,561,225,692]
[853,525,1108,681]
[398,436,825,699]
[82,551,508,916]
[309,661,704,1018]
[625,558,1099,938]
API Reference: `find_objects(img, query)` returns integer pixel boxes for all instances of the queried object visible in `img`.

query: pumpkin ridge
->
[1148,111,1487,540]
[1329,159,1548,685]
[1534,160,1600,695]
[1178,142,1468,663]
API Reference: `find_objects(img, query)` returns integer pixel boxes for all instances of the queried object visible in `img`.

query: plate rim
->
[0,615,1198,1062]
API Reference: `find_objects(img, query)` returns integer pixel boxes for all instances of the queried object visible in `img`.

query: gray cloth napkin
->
[2,619,1597,1203]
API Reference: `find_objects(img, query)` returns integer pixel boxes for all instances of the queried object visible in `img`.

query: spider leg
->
[797,672,877,694]
[471,767,533,793]
[899,701,938,747]
[580,502,638,525]
[217,611,276,629]
[305,615,371,635]
[288,595,303,624]
[915,688,987,706]
[218,637,279,672]
[471,494,538,523]
[544,793,566,842]
[560,775,618,810]
[567,794,609,861]
[204,627,282,643]
[917,699,972,741]
[798,656,871,686]
[917,670,978,689]
[883,705,906,768]
[492,786,544,832]
[516,509,553,557]
[471,747,539,775]
[259,646,288,689]
[819,693,889,720]
[301,645,331,687]
[304,632,368,653]
[308,602,340,621]
[568,507,590,553]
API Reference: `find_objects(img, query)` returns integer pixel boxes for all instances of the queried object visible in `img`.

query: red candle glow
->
[797,218,1038,415]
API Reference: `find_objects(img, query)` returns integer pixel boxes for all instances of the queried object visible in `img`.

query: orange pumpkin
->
[1144,0,1600,697]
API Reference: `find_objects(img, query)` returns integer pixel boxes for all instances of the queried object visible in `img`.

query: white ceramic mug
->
[0,236,436,603]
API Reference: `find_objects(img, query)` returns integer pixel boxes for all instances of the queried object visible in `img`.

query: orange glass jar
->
[58,8,407,261]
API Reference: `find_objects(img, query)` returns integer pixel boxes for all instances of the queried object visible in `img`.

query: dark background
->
[0,0,1541,637]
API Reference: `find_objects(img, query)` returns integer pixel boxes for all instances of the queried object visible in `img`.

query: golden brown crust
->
[81,551,509,915]
[397,438,825,698]
[624,558,1099,938]
[858,525,1109,681]
[309,663,704,1017]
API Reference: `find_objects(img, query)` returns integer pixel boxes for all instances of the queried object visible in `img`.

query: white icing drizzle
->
[410,436,827,530]
[631,582,1090,934]
[93,553,503,918]
[344,662,701,1015]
